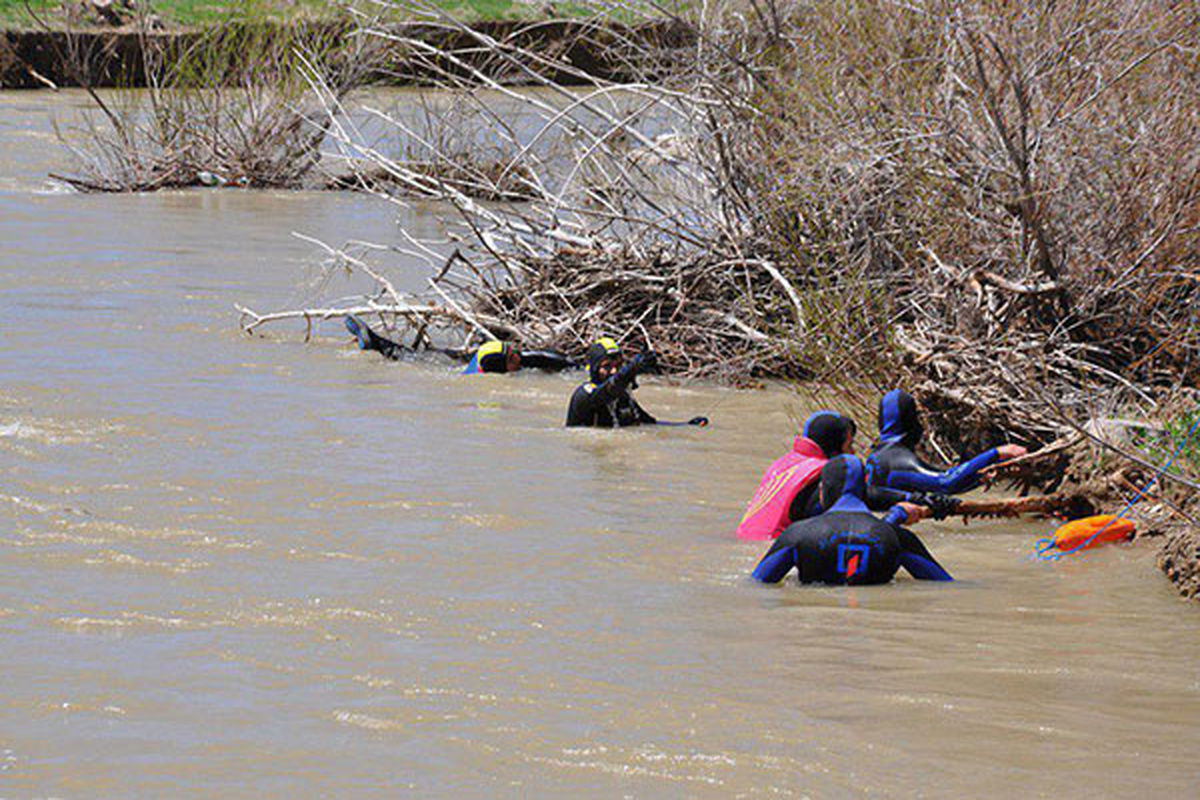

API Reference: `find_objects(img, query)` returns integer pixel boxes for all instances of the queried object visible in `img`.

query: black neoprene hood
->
[804,411,857,458]
[586,338,622,383]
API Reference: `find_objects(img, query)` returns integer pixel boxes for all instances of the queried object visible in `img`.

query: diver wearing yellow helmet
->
[344,315,575,374]
[565,338,708,428]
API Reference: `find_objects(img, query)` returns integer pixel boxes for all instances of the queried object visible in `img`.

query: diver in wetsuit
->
[565,338,708,428]
[736,410,959,542]
[344,315,575,374]
[866,389,1027,495]
[752,454,953,586]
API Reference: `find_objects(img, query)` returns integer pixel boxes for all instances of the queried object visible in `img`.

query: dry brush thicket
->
[273,1,1198,460]
[49,15,386,191]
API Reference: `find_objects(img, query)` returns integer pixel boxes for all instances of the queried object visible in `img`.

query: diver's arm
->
[519,349,577,371]
[631,397,658,425]
[884,448,1000,494]
[652,416,709,427]
[865,484,913,511]
[590,352,653,404]
[883,505,911,527]
[883,502,930,527]
[869,485,959,519]
[751,535,800,583]
[895,527,954,581]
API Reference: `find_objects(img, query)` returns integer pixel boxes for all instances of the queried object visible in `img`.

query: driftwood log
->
[953,493,1097,521]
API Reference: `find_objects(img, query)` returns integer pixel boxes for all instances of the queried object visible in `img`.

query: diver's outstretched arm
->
[589,351,654,404]
[519,349,578,371]
[652,416,709,427]
[895,527,954,581]
[884,448,1001,495]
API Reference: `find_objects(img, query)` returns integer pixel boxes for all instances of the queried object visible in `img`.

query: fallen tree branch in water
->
[234,301,515,344]
[954,493,1097,521]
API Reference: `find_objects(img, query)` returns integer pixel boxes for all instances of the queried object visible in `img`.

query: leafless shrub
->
[248,0,1199,456]
[51,9,388,191]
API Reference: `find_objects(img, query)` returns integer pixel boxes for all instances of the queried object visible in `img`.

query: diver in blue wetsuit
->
[866,389,1026,496]
[344,315,575,374]
[777,412,961,524]
[752,455,953,586]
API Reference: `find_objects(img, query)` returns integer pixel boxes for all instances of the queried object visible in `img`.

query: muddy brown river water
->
[2,90,1198,798]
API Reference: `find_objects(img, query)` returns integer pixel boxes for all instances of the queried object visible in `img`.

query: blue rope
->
[1034,410,1200,560]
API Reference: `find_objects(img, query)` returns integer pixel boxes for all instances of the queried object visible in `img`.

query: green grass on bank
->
[0,0,579,29]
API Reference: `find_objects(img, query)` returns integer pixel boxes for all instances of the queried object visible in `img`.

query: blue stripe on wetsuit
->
[881,391,901,436]
[885,448,1000,494]
[462,353,481,374]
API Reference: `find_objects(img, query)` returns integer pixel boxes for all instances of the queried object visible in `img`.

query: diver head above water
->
[587,337,624,383]
[819,454,870,512]
[477,340,521,373]
[877,389,923,448]
[802,411,857,458]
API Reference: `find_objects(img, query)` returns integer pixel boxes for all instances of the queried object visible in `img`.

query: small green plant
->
[1161,408,1200,476]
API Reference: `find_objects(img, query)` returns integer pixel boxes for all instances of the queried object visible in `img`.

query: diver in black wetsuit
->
[344,315,575,374]
[565,338,708,428]
[866,389,1027,496]
[752,455,953,585]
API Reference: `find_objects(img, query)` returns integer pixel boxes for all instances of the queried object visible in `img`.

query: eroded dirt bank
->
[0,19,689,89]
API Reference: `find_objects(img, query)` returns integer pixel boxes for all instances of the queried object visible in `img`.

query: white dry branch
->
[243,0,1199,461]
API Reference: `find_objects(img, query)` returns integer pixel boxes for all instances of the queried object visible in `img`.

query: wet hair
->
[877,389,923,448]
[803,411,858,458]
[819,454,867,510]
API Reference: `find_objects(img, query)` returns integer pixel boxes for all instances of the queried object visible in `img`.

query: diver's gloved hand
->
[688,416,709,427]
[633,350,658,373]
[912,492,961,520]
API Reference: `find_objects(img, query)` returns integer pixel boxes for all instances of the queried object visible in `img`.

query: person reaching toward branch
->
[752,455,953,586]
[565,338,708,428]
[866,389,1027,495]
[736,410,960,542]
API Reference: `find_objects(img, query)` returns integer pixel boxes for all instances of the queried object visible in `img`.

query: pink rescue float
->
[735,437,829,541]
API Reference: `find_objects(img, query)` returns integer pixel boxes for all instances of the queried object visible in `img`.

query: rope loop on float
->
[1034,411,1200,561]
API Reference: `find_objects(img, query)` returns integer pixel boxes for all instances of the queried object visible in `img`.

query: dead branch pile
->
[249,0,1199,459]
[443,244,809,382]
[715,0,1200,453]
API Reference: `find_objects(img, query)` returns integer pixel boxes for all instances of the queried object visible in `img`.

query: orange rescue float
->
[1052,514,1136,552]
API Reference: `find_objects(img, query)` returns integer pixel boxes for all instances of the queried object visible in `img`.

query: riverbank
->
[0,19,688,89]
